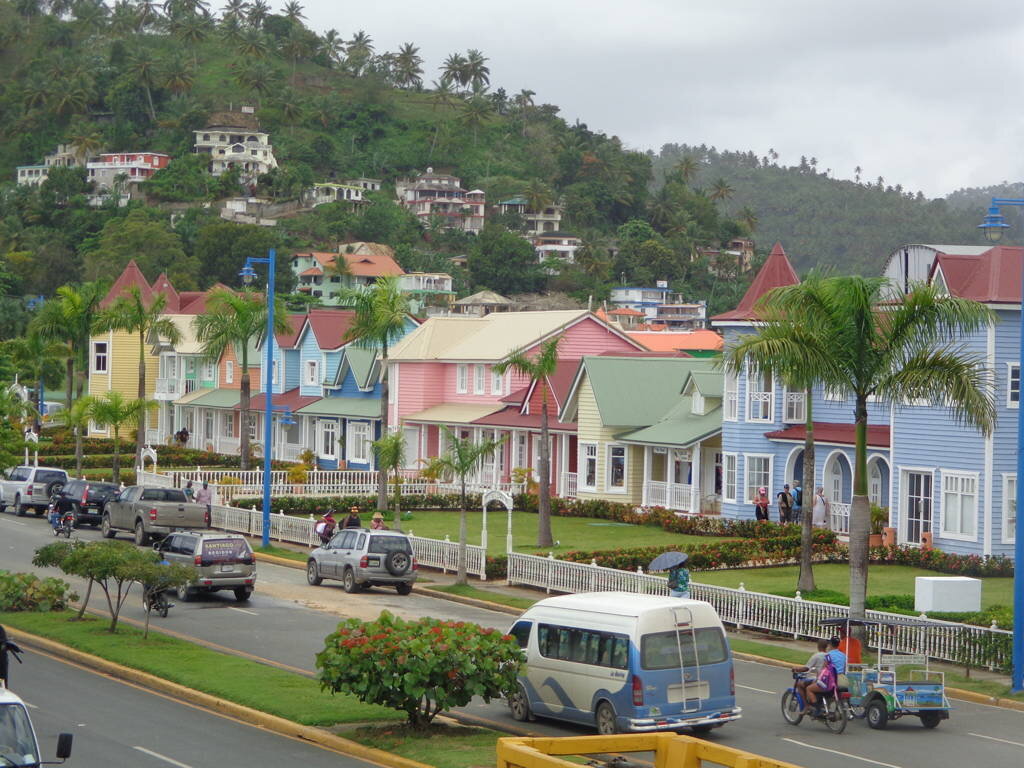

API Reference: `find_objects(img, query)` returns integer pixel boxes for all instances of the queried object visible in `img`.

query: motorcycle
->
[51,508,74,538]
[142,587,174,618]
[781,671,851,734]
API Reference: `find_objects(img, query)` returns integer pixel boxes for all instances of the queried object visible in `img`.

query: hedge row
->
[868,544,1014,578]
[38,451,292,472]
[233,494,485,514]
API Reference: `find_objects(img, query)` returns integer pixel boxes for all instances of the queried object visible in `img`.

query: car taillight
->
[412,557,418,570]
[730,666,735,696]
[194,555,203,565]
[204,510,211,526]
[26,487,32,496]
[82,486,89,505]
[632,675,644,706]
[359,556,369,568]
[148,508,158,520]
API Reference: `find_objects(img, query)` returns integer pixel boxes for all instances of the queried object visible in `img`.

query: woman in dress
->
[812,485,830,528]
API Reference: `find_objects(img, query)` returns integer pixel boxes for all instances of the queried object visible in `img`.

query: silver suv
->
[156,531,256,603]
[0,466,69,516]
[306,528,417,595]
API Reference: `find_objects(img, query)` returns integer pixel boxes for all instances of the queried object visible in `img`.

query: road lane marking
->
[781,738,902,768]
[968,732,1024,748]
[736,684,774,694]
[227,606,258,616]
[133,746,194,768]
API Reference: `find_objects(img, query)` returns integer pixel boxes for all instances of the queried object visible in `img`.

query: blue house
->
[713,242,1020,560]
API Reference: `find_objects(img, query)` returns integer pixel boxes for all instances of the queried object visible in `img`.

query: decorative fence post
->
[737,583,746,630]
[590,559,598,592]
[546,552,555,594]
[793,590,803,639]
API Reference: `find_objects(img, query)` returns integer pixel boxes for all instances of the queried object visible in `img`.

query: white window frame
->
[940,470,978,541]
[691,390,705,415]
[201,361,216,383]
[1002,473,1017,544]
[900,466,935,545]
[221,412,234,438]
[723,452,738,503]
[225,360,234,384]
[347,421,372,464]
[474,364,485,395]
[456,364,468,394]
[248,414,259,440]
[88,419,108,436]
[606,443,627,494]
[304,359,320,387]
[724,368,738,421]
[1008,362,1020,409]
[743,453,773,505]
[491,367,503,395]
[514,432,528,471]
[319,419,338,460]
[579,442,598,491]
[745,363,774,423]
[92,341,108,374]
[272,359,281,388]
[203,410,214,441]
[783,387,806,424]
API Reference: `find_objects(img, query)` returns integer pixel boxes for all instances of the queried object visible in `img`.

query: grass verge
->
[347,724,502,768]
[430,584,535,611]
[256,543,309,563]
[0,611,398,726]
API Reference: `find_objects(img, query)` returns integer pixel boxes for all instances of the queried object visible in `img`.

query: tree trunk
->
[75,426,83,476]
[74,578,94,620]
[136,332,146,467]
[34,377,43,433]
[393,471,402,531]
[144,84,156,121]
[376,346,389,513]
[240,371,251,471]
[797,389,816,593]
[848,396,870,623]
[65,356,74,412]
[111,427,121,484]
[456,479,468,585]
[536,389,553,548]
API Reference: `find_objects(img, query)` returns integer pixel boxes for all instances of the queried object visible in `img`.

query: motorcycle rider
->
[803,637,847,714]
[791,638,829,703]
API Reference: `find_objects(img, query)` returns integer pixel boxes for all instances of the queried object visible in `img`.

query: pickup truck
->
[101,485,211,546]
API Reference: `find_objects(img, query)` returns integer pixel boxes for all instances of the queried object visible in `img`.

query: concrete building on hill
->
[193,109,277,181]
[86,152,170,192]
[495,197,563,236]
[16,143,86,186]
[395,168,485,234]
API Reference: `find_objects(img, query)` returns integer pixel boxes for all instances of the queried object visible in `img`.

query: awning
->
[403,403,503,425]
[174,388,212,406]
[180,388,241,409]
[472,406,577,433]
[233,388,319,413]
[764,422,890,449]
[297,397,382,419]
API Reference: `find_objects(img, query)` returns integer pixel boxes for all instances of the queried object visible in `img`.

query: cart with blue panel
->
[821,617,951,730]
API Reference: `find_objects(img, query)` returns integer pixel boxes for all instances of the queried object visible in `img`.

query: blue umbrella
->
[649,551,689,572]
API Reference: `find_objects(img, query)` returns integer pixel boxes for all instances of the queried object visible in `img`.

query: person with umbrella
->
[650,552,690,598]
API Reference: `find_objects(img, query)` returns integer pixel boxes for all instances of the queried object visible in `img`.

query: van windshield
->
[0,702,38,766]
[641,627,729,670]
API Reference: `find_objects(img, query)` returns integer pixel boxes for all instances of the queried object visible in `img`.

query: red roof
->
[305,309,358,349]
[472,406,576,432]
[234,388,319,413]
[294,246,405,279]
[764,422,890,448]
[300,266,324,277]
[930,246,1023,303]
[628,329,723,352]
[99,260,153,309]
[712,242,799,322]
[275,314,306,348]
[502,386,530,404]
[609,307,644,317]
[151,272,179,310]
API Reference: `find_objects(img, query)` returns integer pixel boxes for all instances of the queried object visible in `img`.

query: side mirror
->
[153,542,162,551]
[56,733,73,759]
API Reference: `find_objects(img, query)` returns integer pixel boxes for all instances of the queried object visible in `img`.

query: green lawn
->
[398,509,729,556]
[429,584,535,612]
[347,724,503,768]
[0,611,396,727]
[694,564,1012,608]
[256,544,309,563]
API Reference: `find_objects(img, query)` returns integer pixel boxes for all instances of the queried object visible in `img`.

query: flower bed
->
[868,544,1014,577]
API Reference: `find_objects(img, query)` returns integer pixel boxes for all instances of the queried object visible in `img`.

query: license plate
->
[218,565,235,573]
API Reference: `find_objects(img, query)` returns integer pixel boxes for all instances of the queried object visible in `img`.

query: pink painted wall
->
[523,316,639,359]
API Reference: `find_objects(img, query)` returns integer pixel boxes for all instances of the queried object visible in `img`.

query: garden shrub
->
[316,611,522,729]
[0,570,77,612]
[868,545,1013,577]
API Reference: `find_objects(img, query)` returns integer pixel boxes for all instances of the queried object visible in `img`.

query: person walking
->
[777,483,794,523]
[370,511,388,530]
[812,486,830,528]
[753,486,770,521]
[195,481,213,520]
[667,562,690,598]
[791,481,803,523]
[315,510,337,545]
[343,506,362,529]
[184,480,195,500]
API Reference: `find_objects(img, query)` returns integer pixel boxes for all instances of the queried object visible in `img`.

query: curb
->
[255,551,310,568]
[8,627,433,768]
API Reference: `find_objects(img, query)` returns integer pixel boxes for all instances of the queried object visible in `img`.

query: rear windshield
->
[140,488,188,502]
[201,538,251,562]
[368,535,412,554]
[35,470,66,483]
[89,483,120,494]
[8,467,30,481]
[641,627,729,670]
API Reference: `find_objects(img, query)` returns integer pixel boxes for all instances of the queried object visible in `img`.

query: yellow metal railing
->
[496,733,803,768]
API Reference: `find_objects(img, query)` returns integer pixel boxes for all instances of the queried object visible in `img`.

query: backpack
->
[817,658,837,693]
[792,487,803,507]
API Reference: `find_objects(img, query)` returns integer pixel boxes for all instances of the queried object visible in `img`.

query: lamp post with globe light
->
[978,198,1024,692]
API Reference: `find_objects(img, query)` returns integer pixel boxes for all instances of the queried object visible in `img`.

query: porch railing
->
[644,481,693,511]
[560,472,577,499]
[830,501,851,534]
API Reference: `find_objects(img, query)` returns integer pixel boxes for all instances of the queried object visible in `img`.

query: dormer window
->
[692,390,706,415]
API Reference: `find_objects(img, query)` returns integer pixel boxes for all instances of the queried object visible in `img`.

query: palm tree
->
[738,206,758,233]
[513,88,534,137]
[68,127,103,166]
[281,0,304,23]
[64,396,94,475]
[193,288,288,470]
[340,276,411,512]
[169,10,209,68]
[494,335,561,548]
[162,53,195,97]
[465,48,489,93]
[709,178,734,202]
[245,0,269,29]
[128,49,160,120]
[134,0,162,31]
[99,287,182,466]
[89,392,156,483]
[22,73,49,110]
[218,14,245,45]
[49,76,91,119]
[71,0,109,34]
[440,52,468,90]
[235,30,269,58]
[459,95,492,146]
[424,426,506,584]
[233,59,279,106]
[430,79,459,111]
[373,431,406,530]
[346,30,373,75]
[3,332,67,432]
[673,156,699,185]
[281,26,311,78]
[394,42,423,89]
[110,0,138,37]
[319,28,344,67]
[219,0,245,22]
[277,90,304,132]
[521,179,553,214]
[729,276,996,620]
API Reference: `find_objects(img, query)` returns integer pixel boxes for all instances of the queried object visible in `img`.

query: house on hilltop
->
[194,109,277,181]
[395,168,485,235]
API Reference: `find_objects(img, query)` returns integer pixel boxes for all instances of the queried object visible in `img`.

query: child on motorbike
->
[791,639,829,703]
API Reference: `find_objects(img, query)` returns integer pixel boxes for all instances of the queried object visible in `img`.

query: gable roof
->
[616,396,721,448]
[712,242,799,322]
[275,314,306,348]
[628,329,723,352]
[455,290,513,306]
[332,345,379,389]
[928,246,1023,303]
[99,259,153,309]
[291,245,405,279]
[302,308,358,350]
[683,370,723,398]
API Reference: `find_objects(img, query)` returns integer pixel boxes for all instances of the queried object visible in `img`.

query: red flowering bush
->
[316,611,523,728]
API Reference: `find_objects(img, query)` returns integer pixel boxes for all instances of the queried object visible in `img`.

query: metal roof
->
[296,397,381,419]
[403,403,503,424]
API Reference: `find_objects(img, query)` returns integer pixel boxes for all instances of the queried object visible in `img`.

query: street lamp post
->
[978,198,1024,692]
[240,249,277,548]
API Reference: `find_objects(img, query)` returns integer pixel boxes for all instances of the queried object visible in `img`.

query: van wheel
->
[306,560,322,586]
[134,521,149,547]
[101,515,116,539]
[233,587,252,603]
[595,702,619,735]
[509,685,533,722]
[342,568,358,593]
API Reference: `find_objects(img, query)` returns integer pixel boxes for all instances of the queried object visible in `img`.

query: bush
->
[316,611,522,729]
[865,593,916,612]
[0,570,77,612]
[868,545,1014,577]
[485,555,508,580]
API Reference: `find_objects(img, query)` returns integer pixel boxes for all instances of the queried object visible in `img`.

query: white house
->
[194,110,278,181]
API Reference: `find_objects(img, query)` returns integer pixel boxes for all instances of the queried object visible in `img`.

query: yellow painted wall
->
[574,375,643,505]
[87,329,159,436]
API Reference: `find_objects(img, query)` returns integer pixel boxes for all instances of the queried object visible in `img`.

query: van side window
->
[509,621,531,649]
[537,623,629,669]
[610,636,629,669]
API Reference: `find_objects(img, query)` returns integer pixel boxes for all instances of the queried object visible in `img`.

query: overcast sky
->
[301,0,1024,198]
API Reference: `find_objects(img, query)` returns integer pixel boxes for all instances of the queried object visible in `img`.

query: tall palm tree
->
[424,426,506,584]
[394,42,423,89]
[218,13,245,45]
[49,76,91,119]
[346,30,373,75]
[277,89,304,132]
[373,431,406,530]
[235,30,269,58]
[128,49,160,120]
[738,206,758,233]
[245,0,269,29]
[673,156,699,185]
[99,287,182,466]
[133,0,162,31]
[459,95,492,146]
[162,53,196,97]
[219,0,246,22]
[340,275,410,512]
[3,332,67,432]
[110,0,138,37]
[281,0,304,23]
[68,127,103,166]
[430,79,459,111]
[513,88,534,137]
[465,48,489,93]
[440,52,468,90]
[494,335,561,548]
[169,10,209,68]
[281,26,311,78]
[233,59,279,106]
[64,396,94,475]
[319,28,345,67]
[521,179,553,214]
[88,392,156,483]
[30,282,106,409]
[709,178,734,202]
[192,288,288,470]
[728,276,996,620]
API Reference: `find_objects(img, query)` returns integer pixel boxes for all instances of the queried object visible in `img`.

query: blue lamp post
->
[978,198,1024,692]
[240,249,276,548]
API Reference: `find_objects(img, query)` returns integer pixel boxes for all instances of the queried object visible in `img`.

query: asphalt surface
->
[4,512,1024,768]
[6,647,385,768]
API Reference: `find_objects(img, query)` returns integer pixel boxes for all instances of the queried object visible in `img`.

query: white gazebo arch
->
[482,489,514,553]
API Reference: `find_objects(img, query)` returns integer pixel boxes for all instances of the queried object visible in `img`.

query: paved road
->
[4,513,1024,768]
[5,647,385,768]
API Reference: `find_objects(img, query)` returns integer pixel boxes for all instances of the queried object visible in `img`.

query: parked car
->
[156,531,256,603]
[0,466,69,516]
[306,528,417,595]
[48,479,121,527]
[102,485,211,546]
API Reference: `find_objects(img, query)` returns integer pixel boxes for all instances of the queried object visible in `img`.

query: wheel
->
[101,515,116,539]
[233,587,252,603]
[823,697,847,734]
[134,521,149,547]
[595,701,618,735]
[866,698,889,730]
[509,684,532,722]
[177,583,193,602]
[919,711,942,729]
[306,560,323,586]
[15,496,25,516]
[781,690,804,725]
[395,582,413,595]
[342,568,358,594]
[158,599,169,618]
[0,502,6,513]
[385,550,411,576]
[69,508,80,528]
[45,481,64,499]
[61,523,72,538]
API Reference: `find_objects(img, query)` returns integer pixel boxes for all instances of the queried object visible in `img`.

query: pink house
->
[387,310,643,496]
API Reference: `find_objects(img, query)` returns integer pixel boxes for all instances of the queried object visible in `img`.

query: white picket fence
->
[507,551,1011,669]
